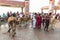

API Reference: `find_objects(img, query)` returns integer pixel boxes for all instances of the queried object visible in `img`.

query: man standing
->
[44,15,50,32]
[42,14,45,27]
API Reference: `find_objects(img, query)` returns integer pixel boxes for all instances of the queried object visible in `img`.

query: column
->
[25,0,29,15]
[55,10,57,14]
[41,8,43,14]
[57,0,60,6]
[21,7,24,13]
[49,0,55,14]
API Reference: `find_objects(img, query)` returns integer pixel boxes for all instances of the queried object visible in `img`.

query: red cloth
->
[36,16,42,29]
[56,14,59,16]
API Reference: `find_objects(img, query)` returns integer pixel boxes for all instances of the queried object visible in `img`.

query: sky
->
[0,0,60,15]
[29,0,59,13]
[30,0,49,12]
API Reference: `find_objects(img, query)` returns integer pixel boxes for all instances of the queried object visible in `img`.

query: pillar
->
[21,7,24,13]
[41,8,43,14]
[55,10,57,14]
[57,0,60,6]
[25,0,29,15]
[49,0,55,14]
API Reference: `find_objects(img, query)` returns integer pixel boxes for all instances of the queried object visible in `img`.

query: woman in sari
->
[36,14,42,29]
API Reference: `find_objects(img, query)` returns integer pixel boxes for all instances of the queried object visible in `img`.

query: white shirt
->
[20,14,23,17]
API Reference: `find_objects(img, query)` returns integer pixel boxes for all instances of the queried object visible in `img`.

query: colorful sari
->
[36,15,42,29]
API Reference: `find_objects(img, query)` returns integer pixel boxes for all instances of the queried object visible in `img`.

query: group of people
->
[1,12,24,22]
[0,12,25,37]
[6,12,31,37]
[0,11,60,37]
[32,13,42,29]
[32,13,60,32]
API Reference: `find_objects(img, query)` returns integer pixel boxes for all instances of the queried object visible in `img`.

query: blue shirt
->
[2,13,6,18]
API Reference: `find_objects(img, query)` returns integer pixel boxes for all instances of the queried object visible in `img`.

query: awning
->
[0,0,25,7]
[41,6,60,10]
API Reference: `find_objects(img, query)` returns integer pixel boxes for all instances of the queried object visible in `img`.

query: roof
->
[41,6,60,10]
[0,0,25,7]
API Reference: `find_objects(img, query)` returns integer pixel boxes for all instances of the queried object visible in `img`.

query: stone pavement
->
[0,21,60,40]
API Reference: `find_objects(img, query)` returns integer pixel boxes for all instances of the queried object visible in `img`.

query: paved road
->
[0,21,60,40]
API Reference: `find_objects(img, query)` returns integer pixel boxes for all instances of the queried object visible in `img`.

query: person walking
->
[44,15,50,32]
[42,14,45,27]
[32,14,36,29]
[36,14,42,29]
